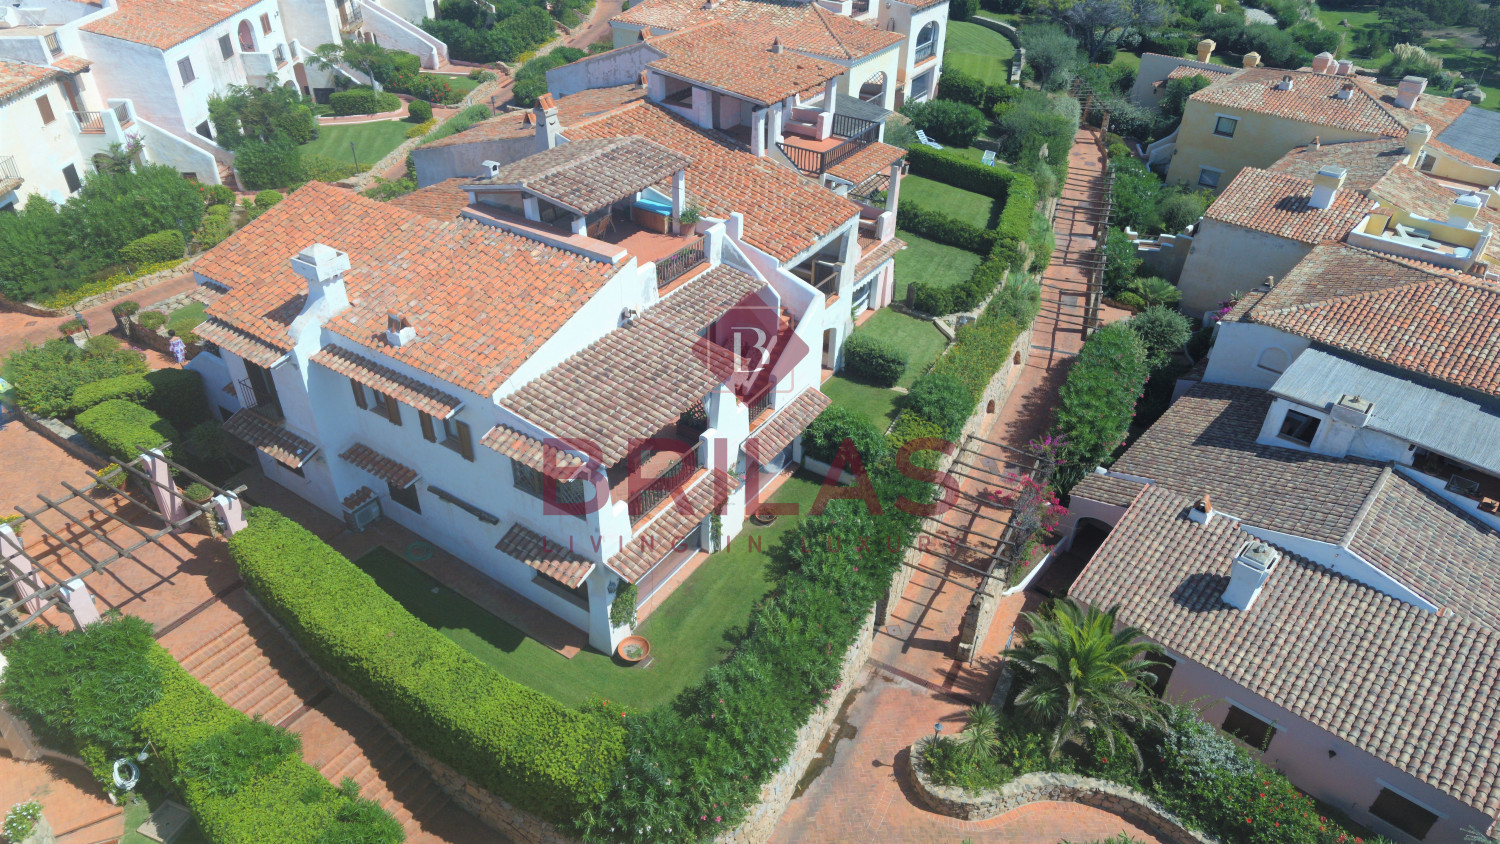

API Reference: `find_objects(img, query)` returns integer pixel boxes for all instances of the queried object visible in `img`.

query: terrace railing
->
[777,115,880,176]
[628,449,698,526]
[112,102,132,127]
[914,39,936,62]
[656,235,706,288]
[73,110,104,133]
[0,156,19,182]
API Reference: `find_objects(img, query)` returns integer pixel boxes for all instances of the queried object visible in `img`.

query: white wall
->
[1201,322,1311,389]
[837,45,900,112]
[411,133,533,187]
[277,0,340,61]
[1159,651,1491,843]
[359,1,447,68]
[1175,219,1312,319]
[546,41,661,97]
[0,74,99,203]
[880,0,945,103]
[369,0,436,28]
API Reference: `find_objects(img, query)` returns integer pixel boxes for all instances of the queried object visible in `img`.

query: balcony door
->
[243,360,283,419]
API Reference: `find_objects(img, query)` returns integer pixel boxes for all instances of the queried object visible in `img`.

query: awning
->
[340,442,419,488]
[747,388,830,462]
[608,470,741,582]
[495,523,595,589]
[195,318,287,368]
[481,423,589,475]
[223,409,317,468]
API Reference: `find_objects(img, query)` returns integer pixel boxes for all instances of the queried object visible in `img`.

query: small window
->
[388,480,421,513]
[1198,167,1221,189]
[441,416,474,461]
[62,164,80,193]
[512,462,586,517]
[369,389,401,425]
[195,120,212,139]
[178,57,196,85]
[35,94,54,125]
[1222,705,1277,750]
[1278,409,1321,446]
[1144,654,1176,698]
[1369,788,1439,840]
[219,34,234,59]
[260,12,273,33]
[1214,115,1238,137]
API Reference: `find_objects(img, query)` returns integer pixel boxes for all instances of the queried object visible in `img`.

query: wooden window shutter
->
[419,411,436,442]
[384,393,402,425]
[456,420,474,461]
[350,379,366,409]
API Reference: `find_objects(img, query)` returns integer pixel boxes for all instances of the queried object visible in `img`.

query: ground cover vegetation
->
[0,615,402,843]
[421,0,584,64]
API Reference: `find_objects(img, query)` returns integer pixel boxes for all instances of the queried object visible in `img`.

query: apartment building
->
[0,54,106,207]
[190,128,847,651]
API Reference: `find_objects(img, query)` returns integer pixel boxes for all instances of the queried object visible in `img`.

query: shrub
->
[197,214,232,248]
[328,87,400,116]
[254,190,283,210]
[1049,322,1149,491]
[407,98,433,123]
[898,200,997,255]
[206,203,231,220]
[418,103,492,146]
[234,136,304,190]
[902,370,973,439]
[937,68,987,107]
[3,801,42,843]
[909,281,956,315]
[204,183,237,206]
[1127,306,1192,370]
[1159,74,1211,123]
[843,333,908,387]
[137,310,168,331]
[931,312,1023,400]
[609,582,638,628]
[803,404,891,465]
[405,117,438,138]
[512,47,588,107]
[905,144,1014,200]
[177,717,303,798]
[120,230,186,269]
[112,300,141,317]
[3,339,147,418]
[1102,228,1141,297]
[902,99,989,147]
[228,509,625,822]
[75,399,179,462]
[1128,276,1181,308]
[925,735,1010,791]
[301,154,368,183]
[71,368,208,428]
[274,103,318,145]
[58,317,86,336]
[1018,23,1079,89]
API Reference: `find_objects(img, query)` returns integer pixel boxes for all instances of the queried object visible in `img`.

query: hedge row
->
[802,403,890,465]
[903,169,1039,317]
[71,368,208,429]
[898,200,997,255]
[1049,322,1150,493]
[120,230,185,270]
[904,144,1014,200]
[75,398,178,463]
[329,87,401,116]
[842,333,907,387]
[227,509,625,822]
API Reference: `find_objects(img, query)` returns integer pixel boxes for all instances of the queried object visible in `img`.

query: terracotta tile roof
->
[1247,244,1500,397]
[747,388,829,460]
[473,137,690,214]
[51,55,92,74]
[567,102,859,261]
[480,423,589,474]
[1428,137,1500,170]
[1203,168,1369,244]
[81,0,262,48]
[502,303,739,466]
[1069,472,1146,508]
[1347,469,1500,627]
[1267,138,1408,192]
[647,263,767,333]
[825,141,906,186]
[614,0,903,60]
[310,345,463,419]
[1365,166,1500,253]
[193,317,286,368]
[388,178,473,220]
[609,470,741,581]
[420,84,647,150]
[1070,483,1500,819]
[342,486,376,510]
[0,57,81,103]
[853,236,904,279]
[197,182,617,397]
[339,442,419,488]
[648,22,846,106]
[1164,63,1232,83]
[1109,382,1387,543]
[1191,69,1407,136]
[223,409,318,468]
[495,522,594,588]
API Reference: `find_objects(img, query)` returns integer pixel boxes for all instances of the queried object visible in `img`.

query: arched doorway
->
[238,19,255,52]
[858,70,886,102]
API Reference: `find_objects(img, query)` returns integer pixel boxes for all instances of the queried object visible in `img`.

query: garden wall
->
[0,259,199,319]
[714,608,877,844]
[908,737,1213,843]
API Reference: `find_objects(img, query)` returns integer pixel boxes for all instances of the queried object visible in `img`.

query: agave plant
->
[957,703,1002,763]
[1003,599,1167,769]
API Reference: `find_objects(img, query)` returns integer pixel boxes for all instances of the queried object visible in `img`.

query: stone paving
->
[769,125,1146,843]
[0,755,123,844]
[0,274,198,358]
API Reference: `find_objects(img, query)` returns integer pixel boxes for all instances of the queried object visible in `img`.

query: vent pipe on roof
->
[1395,75,1427,109]
[1311,52,1334,74]
[1196,38,1215,63]
[771,37,784,54]
[1274,74,1294,91]
[1329,394,1373,428]
[1405,122,1432,157]
[534,93,560,153]
[1308,165,1346,209]
[1188,494,1214,525]
[1223,540,1280,610]
[1335,82,1354,100]
[385,313,416,347]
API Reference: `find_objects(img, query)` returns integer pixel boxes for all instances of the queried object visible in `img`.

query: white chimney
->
[1308,165,1346,209]
[1335,59,1354,75]
[534,93,560,152]
[771,37,784,54]
[1395,75,1427,109]
[1275,74,1294,91]
[1405,122,1432,156]
[1450,193,1484,226]
[1334,82,1354,100]
[1197,38,1215,63]
[1311,52,1334,74]
[1329,394,1373,428]
[1187,494,1215,525]
[480,159,502,179]
[291,244,350,313]
[1222,540,1281,610]
[385,313,416,347]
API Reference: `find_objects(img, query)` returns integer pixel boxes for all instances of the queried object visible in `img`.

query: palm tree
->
[957,704,1001,763]
[1003,599,1166,768]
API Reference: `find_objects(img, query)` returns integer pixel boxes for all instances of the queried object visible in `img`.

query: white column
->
[769,102,785,146]
[523,195,541,222]
[671,169,687,234]
[692,87,714,130]
[885,161,902,214]
[751,107,768,157]
[142,449,188,529]
[824,78,839,117]
[570,215,588,235]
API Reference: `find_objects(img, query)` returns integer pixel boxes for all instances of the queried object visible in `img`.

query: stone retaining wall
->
[907,738,1214,843]
[14,409,109,470]
[714,608,877,844]
[1,258,200,319]
[344,75,510,192]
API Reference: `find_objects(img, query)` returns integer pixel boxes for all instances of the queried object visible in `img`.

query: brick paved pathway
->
[770,125,1149,843]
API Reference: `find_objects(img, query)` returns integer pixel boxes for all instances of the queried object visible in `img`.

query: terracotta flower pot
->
[617,635,651,663]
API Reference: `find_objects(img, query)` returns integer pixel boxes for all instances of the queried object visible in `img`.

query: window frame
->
[1213,114,1239,138]
[260,12,273,34]
[1278,408,1321,447]
[35,94,54,125]
[1368,785,1441,840]
[178,56,196,85]
[1144,653,1176,698]
[512,462,586,518]
[1197,166,1223,189]
[387,480,421,513]
[218,34,234,60]
[61,164,81,193]
[1221,703,1277,751]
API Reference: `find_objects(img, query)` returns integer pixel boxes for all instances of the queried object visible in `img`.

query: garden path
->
[769,124,1146,843]
[0,273,197,357]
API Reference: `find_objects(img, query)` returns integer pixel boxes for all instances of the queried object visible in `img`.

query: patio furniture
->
[916,129,944,149]
[981,150,996,167]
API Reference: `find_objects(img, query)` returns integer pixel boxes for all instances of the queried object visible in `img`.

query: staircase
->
[215,161,238,192]
[160,590,497,842]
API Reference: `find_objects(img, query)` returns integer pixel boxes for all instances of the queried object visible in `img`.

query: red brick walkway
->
[770,125,1147,843]
[0,273,198,357]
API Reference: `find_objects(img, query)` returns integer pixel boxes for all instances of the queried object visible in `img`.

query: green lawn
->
[893,229,984,302]
[167,300,206,335]
[440,74,480,96]
[853,308,948,389]
[352,473,826,711]
[822,374,901,429]
[122,787,209,844]
[944,20,1018,85]
[901,175,997,228]
[299,120,411,165]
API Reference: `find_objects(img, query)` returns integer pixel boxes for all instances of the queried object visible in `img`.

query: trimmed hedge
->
[898,200,997,255]
[903,170,1037,316]
[329,87,401,116]
[842,333,907,388]
[75,399,178,462]
[71,368,208,428]
[228,509,625,822]
[1049,322,1150,492]
[802,404,891,465]
[900,371,972,440]
[120,230,185,269]
[407,98,433,123]
[905,144,1015,201]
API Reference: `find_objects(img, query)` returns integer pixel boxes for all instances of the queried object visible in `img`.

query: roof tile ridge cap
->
[811,5,854,59]
[1339,462,1393,548]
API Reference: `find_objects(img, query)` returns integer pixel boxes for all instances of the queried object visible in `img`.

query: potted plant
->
[111,300,141,332]
[2,800,48,844]
[57,318,87,346]
[616,635,651,664]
